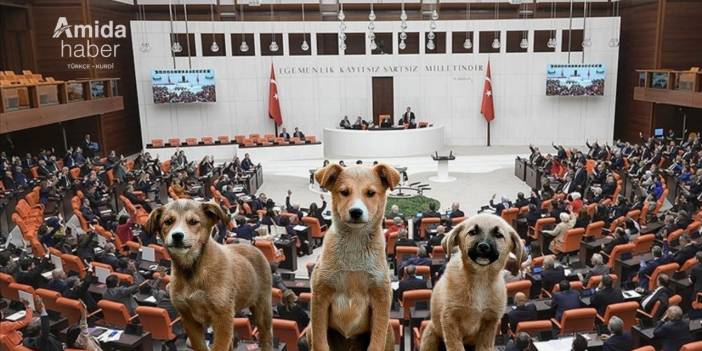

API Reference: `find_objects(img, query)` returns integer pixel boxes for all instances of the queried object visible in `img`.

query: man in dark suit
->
[507,292,537,333]
[395,229,417,250]
[672,234,697,266]
[653,306,692,351]
[638,244,670,289]
[398,247,432,274]
[689,251,702,294]
[401,106,415,125]
[46,269,67,294]
[241,153,255,171]
[603,316,633,351]
[422,202,441,219]
[641,274,673,320]
[541,256,566,292]
[504,332,532,351]
[279,127,291,141]
[103,274,140,315]
[449,202,465,218]
[95,243,121,270]
[395,265,428,306]
[123,185,152,212]
[293,127,305,139]
[380,116,392,128]
[233,216,260,241]
[590,275,624,316]
[551,280,581,321]
[426,225,446,252]
[15,258,50,288]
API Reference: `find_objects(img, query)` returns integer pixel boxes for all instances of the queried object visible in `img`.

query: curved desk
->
[323,126,445,158]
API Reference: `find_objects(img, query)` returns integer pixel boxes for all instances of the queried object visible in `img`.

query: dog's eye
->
[494,232,504,239]
[163,218,174,226]
[187,219,200,226]
[366,190,376,198]
[340,189,350,197]
[468,227,479,236]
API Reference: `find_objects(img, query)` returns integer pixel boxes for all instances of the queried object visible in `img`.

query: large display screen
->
[546,64,605,96]
[151,69,216,104]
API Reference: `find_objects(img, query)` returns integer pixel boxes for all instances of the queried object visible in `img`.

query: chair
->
[501,208,520,229]
[430,245,445,259]
[395,246,419,266]
[668,229,685,244]
[0,334,32,351]
[386,232,399,256]
[217,135,230,144]
[274,137,287,145]
[514,320,553,337]
[633,234,656,255]
[202,136,214,145]
[686,221,702,235]
[638,294,682,320]
[291,137,304,145]
[596,301,639,331]
[136,306,180,345]
[305,136,317,144]
[626,210,641,222]
[529,217,556,241]
[302,216,326,244]
[272,319,302,351]
[272,288,283,305]
[234,317,256,341]
[7,283,33,303]
[554,228,585,258]
[254,240,285,263]
[605,243,635,268]
[97,300,137,328]
[681,257,697,272]
[550,308,597,335]
[35,288,62,314]
[401,289,432,323]
[390,319,402,348]
[506,280,532,298]
[544,281,584,298]
[648,263,679,290]
[632,347,655,351]
[0,272,16,300]
[585,274,617,289]
[415,266,431,281]
[168,138,181,146]
[451,216,466,225]
[682,341,702,351]
[412,321,430,351]
[419,217,441,239]
[61,253,87,278]
[234,135,246,144]
[151,139,164,147]
[584,221,605,238]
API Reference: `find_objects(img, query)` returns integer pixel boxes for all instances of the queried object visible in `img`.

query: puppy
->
[145,200,273,351]
[308,163,400,351]
[420,214,523,351]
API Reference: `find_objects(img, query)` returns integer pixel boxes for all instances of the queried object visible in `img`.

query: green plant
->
[385,195,440,217]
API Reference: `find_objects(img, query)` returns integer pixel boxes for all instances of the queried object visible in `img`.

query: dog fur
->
[420,214,523,351]
[145,199,273,351]
[308,163,401,351]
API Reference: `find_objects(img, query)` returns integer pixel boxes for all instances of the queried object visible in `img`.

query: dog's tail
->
[419,321,441,351]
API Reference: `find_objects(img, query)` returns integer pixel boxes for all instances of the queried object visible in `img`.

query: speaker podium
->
[429,151,456,183]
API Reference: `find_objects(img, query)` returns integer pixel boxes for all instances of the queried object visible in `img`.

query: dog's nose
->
[171,231,185,243]
[349,208,363,220]
[477,242,491,255]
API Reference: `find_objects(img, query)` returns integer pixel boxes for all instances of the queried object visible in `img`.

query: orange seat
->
[234,135,246,144]
[632,347,655,351]
[56,297,86,326]
[681,257,697,272]
[70,167,81,180]
[202,136,214,145]
[97,300,137,328]
[35,288,61,314]
[606,243,635,268]
[185,137,198,146]
[585,221,605,238]
[234,317,256,341]
[136,306,180,342]
[0,272,16,300]
[639,294,682,320]
[217,135,230,144]
[419,217,441,240]
[61,253,87,278]
[305,136,317,144]
[597,301,638,331]
[585,274,617,289]
[668,229,685,243]
[501,208,520,229]
[395,246,419,266]
[451,216,466,225]
[7,283,33,303]
[272,288,283,305]
[152,139,164,147]
[390,319,402,346]
[168,138,181,146]
[386,232,399,256]
[529,217,556,241]
[551,308,597,335]
[149,244,172,263]
[554,228,585,255]
[0,333,32,351]
[682,341,702,351]
[415,266,431,281]
[291,137,304,145]
[633,234,656,255]
[430,245,445,259]
[274,137,287,145]
[272,319,301,351]
[506,280,532,298]
[514,320,553,337]
[302,216,326,241]
[626,209,641,222]
[254,240,285,263]
[648,263,679,290]
[401,289,432,321]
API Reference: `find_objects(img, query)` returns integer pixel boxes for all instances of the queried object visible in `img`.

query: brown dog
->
[420,214,523,351]
[308,163,400,351]
[145,199,273,351]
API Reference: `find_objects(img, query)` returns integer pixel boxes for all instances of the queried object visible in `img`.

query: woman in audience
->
[574,206,591,229]
[548,212,575,254]
[276,290,310,331]
[602,227,630,255]
[307,194,327,225]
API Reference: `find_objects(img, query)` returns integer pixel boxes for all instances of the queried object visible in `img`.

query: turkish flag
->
[268,64,283,126]
[481,60,495,123]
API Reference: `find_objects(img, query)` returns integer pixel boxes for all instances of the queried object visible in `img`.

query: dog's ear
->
[442,222,465,256]
[508,227,524,276]
[145,206,164,235]
[201,202,229,227]
[373,163,401,190]
[315,164,344,190]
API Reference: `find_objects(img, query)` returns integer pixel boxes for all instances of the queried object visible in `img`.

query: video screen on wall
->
[151,69,216,104]
[546,64,605,96]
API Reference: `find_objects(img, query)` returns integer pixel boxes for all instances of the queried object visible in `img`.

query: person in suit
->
[293,127,305,139]
[653,306,692,351]
[103,274,140,315]
[395,229,417,251]
[641,274,673,319]
[95,243,120,270]
[505,332,532,351]
[46,269,67,294]
[123,184,152,212]
[240,153,255,171]
[395,265,428,306]
[602,227,630,255]
[426,225,446,252]
[64,274,98,312]
[449,202,465,219]
[584,253,611,283]
[689,251,702,294]
[638,244,671,289]
[603,316,633,351]
[339,116,351,129]
[380,116,392,128]
[15,258,50,288]
[279,127,291,141]
[489,194,513,216]
[507,292,537,333]
[541,256,566,292]
[398,247,432,274]
[233,216,260,241]
[22,296,62,351]
[352,116,365,130]
[672,234,698,266]
[285,190,304,222]
[422,202,441,219]
[590,275,624,316]
[401,106,415,125]
[551,280,581,321]
[276,290,310,331]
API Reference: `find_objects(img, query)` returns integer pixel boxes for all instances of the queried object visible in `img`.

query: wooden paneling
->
[398,32,419,55]
[372,77,393,125]
[634,87,702,109]
[316,33,339,55]
[344,33,366,55]
[660,1,702,70]
[0,5,35,72]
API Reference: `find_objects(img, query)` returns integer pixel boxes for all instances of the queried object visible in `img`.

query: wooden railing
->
[634,68,702,109]
[0,78,121,113]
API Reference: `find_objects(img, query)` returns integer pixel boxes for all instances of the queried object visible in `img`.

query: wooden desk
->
[515,158,527,181]
[579,237,611,267]
[615,253,653,285]
[641,222,665,234]
[274,238,297,271]
[102,331,153,351]
[526,165,542,190]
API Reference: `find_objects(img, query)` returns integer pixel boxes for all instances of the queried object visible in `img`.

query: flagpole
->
[272,58,279,137]
[487,121,491,147]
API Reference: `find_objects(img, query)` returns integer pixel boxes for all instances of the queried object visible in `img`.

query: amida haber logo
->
[54,17,127,59]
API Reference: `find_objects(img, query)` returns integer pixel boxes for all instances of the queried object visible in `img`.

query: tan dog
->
[309,163,400,351]
[145,200,273,351]
[420,214,523,351]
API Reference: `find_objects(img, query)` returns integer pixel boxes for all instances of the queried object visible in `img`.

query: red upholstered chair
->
[168,138,181,146]
[7,283,33,303]
[412,321,430,351]
[401,289,432,322]
[501,208,520,229]
[605,243,635,268]
[0,273,16,300]
[506,280,532,298]
[585,221,605,238]
[97,300,137,328]
[529,217,556,241]
[514,320,553,337]
[632,347,655,351]
[302,216,326,245]
[185,138,198,146]
[638,294,682,320]
[149,244,171,263]
[386,232,399,256]
[686,221,702,235]
[291,137,304,145]
[201,136,214,145]
[551,308,597,335]
[585,274,617,289]
[648,263,679,290]
[553,228,585,258]
[415,266,431,281]
[626,209,641,222]
[235,135,246,144]
[35,288,61,314]
[682,341,702,351]
[254,240,285,263]
[390,319,402,347]
[305,136,316,144]
[633,234,656,255]
[451,216,466,225]
[61,253,87,278]
[152,139,164,147]
[430,245,445,259]
[272,319,302,351]
[234,318,256,341]
[136,306,180,345]
[217,135,230,144]
[681,257,698,272]
[596,301,639,331]
[274,137,287,145]
[396,246,419,267]
[419,217,441,240]
[668,229,685,243]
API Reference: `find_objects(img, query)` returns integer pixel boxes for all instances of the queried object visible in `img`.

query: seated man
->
[22,296,62,351]
[46,269,67,294]
[395,265,428,307]
[279,127,291,140]
[449,202,465,218]
[584,253,610,283]
[603,316,633,351]
[653,306,692,351]
[505,332,532,351]
[507,292,537,333]
[638,244,670,289]
[590,275,624,316]
[394,229,417,252]
[551,280,581,321]
[640,274,673,320]
[95,243,121,270]
[398,247,432,274]
[339,116,351,129]
[540,256,566,292]
[293,127,305,139]
[380,116,392,128]
[103,274,140,315]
